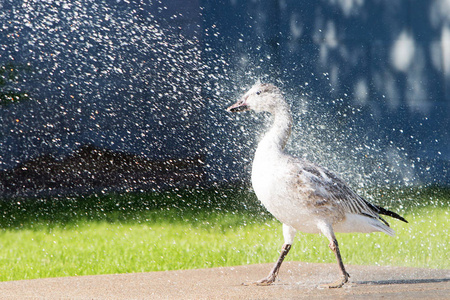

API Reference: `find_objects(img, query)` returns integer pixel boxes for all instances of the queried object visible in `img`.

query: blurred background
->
[1,0,449,198]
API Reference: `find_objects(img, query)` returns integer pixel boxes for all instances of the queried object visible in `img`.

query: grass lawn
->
[0,187,448,282]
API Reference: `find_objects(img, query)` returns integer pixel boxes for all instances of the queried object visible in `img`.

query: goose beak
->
[227,98,249,112]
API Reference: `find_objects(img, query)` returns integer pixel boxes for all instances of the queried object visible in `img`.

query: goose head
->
[227,82,284,114]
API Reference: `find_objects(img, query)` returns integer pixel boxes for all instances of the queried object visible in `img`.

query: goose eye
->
[256,91,261,95]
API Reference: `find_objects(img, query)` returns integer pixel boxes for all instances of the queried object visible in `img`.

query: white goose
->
[227,82,407,288]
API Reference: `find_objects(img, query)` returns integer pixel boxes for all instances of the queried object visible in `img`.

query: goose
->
[226,82,408,288]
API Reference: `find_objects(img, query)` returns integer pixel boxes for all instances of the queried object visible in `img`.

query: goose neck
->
[260,106,292,152]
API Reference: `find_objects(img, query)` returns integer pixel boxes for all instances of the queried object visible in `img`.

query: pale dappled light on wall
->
[441,25,450,78]
[353,78,369,106]
[329,0,365,17]
[390,31,415,73]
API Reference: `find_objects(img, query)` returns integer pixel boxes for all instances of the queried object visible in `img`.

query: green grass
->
[0,187,448,282]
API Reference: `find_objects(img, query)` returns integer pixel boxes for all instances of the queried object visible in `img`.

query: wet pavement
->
[0,262,449,299]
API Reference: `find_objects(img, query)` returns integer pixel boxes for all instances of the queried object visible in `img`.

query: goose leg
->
[318,223,350,288]
[319,238,350,289]
[247,243,291,286]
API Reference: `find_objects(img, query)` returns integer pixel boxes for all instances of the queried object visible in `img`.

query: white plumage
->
[227,82,407,288]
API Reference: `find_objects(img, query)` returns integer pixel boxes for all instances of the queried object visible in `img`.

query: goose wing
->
[295,159,392,226]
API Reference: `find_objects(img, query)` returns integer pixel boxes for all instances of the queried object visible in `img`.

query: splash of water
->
[0,1,447,204]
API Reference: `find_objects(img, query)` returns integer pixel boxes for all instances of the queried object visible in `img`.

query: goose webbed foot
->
[318,273,349,289]
[243,274,276,286]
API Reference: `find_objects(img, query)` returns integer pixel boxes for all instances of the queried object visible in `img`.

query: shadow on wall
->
[0,144,206,198]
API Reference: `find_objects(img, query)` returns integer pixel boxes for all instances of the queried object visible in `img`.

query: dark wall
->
[203,0,449,186]
[1,1,203,165]
[0,0,448,194]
